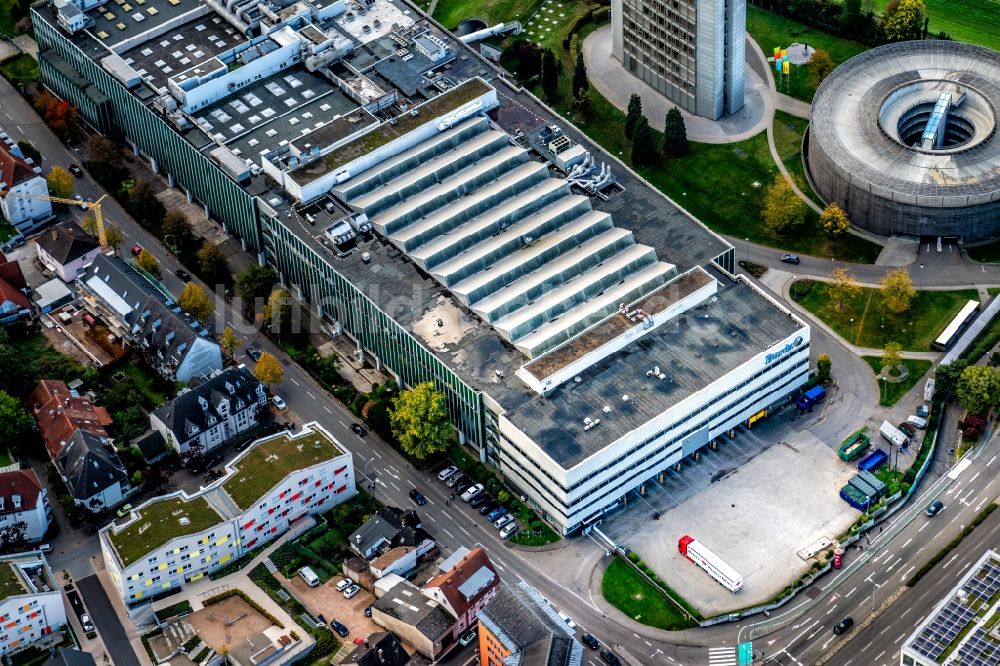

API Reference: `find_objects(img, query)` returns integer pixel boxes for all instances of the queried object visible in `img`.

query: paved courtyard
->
[602,419,858,616]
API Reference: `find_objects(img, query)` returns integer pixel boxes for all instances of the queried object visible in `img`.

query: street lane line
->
[459,526,471,536]
[307,391,317,399]
[372,450,382,458]
[988,455,997,466]
[323,406,332,414]
[443,528,455,538]
[390,481,400,492]
[900,607,911,618]
[902,538,912,549]
[918,522,929,532]
[426,514,436,522]
[976,496,989,511]
[290,377,300,386]
[845,587,856,597]
[970,471,981,484]
[943,553,960,569]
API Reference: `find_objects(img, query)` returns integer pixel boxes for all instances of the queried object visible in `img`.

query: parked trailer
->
[838,431,871,462]
[879,420,910,449]
[678,535,743,592]
[857,449,888,472]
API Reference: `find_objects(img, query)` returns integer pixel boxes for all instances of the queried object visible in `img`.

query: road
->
[0,72,995,666]
[77,575,141,666]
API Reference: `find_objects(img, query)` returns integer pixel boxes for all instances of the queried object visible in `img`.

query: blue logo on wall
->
[765,336,804,364]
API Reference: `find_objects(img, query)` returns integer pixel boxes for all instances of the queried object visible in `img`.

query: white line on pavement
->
[307,391,316,399]
[290,377,300,386]
[943,553,960,569]
[900,565,916,582]
[442,528,455,538]
[459,526,471,536]
[902,538,912,549]
[845,587,857,597]
[426,514,436,522]
[323,406,332,414]
[988,455,997,467]
[918,522,929,532]
[390,481,400,492]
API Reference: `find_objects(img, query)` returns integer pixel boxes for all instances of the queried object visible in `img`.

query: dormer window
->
[188,424,199,436]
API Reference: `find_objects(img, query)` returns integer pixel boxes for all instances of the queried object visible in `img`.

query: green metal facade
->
[32,10,262,253]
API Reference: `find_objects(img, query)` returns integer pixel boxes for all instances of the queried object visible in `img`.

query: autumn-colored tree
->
[197,241,228,285]
[829,267,861,312]
[86,135,126,185]
[807,49,835,88]
[881,341,902,372]
[104,223,124,253]
[45,166,75,199]
[816,353,832,382]
[178,283,213,322]
[820,202,850,236]
[881,268,915,313]
[253,351,283,388]
[264,287,293,333]
[217,326,242,358]
[34,92,80,143]
[162,210,194,249]
[135,249,161,278]
[762,175,807,232]
[390,382,452,459]
[882,0,925,41]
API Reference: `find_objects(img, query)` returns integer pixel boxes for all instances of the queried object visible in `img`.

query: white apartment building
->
[0,552,67,657]
[100,422,354,605]
[0,470,53,543]
[0,137,51,232]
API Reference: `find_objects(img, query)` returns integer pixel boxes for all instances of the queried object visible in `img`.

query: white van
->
[298,566,320,587]
[907,415,928,430]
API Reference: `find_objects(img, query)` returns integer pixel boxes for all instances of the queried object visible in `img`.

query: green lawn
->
[432,0,539,30]
[0,562,26,598]
[521,1,597,51]
[990,288,1000,297]
[119,363,170,407]
[865,0,999,49]
[601,557,695,630]
[109,496,223,567]
[745,6,868,103]
[792,280,979,351]
[0,54,40,89]
[0,451,11,468]
[772,110,823,208]
[861,357,933,407]
[967,241,1000,264]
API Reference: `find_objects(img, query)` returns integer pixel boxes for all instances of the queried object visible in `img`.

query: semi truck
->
[678,535,743,592]
[795,385,827,411]
[879,420,910,449]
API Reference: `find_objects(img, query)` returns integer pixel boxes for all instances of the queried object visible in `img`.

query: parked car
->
[116,503,133,518]
[350,423,367,437]
[581,633,600,650]
[39,544,52,553]
[437,465,458,481]
[600,649,622,666]
[897,422,917,437]
[557,611,576,630]
[780,254,801,265]
[271,395,286,410]
[363,606,372,618]
[446,472,465,488]
[130,244,143,256]
[409,488,427,506]
[317,614,326,625]
[461,483,484,502]
[499,522,518,539]
[486,507,508,522]
[907,415,928,429]
[75,194,86,209]
[80,614,94,632]
[479,501,499,516]
[343,584,361,599]
[833,617,854,635]
[469,493,491,508]
[68,164,83,177]
[494,514,515,529]
[916,403,930,418]
[453,479,472,495]
[174,269,191,282]
[246,347,262,362]
[925,499,944,517]
[335,579,352,592]
[459,629,477,647]
[330,620,349,637]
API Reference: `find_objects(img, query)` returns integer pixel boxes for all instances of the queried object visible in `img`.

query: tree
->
[0,522,27,555]
[881,268,916,314]
[0,390,31,454]
[572,50,589,99]
[46,165,75,199]
[624,94,642,140]
[762,175,807,232]
[235,265,278,316]
[508,41,541,81]
[882,0,925,41]
[630,116,657,166]
[820,202,850,236]
[197,241,228,285]
[989,351,1000,368]
[935,360,967,400]
[162,210,194,250]
[135,249,161,278]
[816,353,832,382]
[104,223,124,253]
[218,326,242,358]
[86,135,126,185]
[253,351,284,387]
[264,287,293,333]
[389,382,452,459]
[123,179,165,232]
[17,141,41,165]
[881,341,903,371]
[807,49,835,88]
[34,91,80,143]
[829,267,861,312]
[178,283,213,322]
[540,48,559,100]
[662,106,689,156]
[956,365,1000,416]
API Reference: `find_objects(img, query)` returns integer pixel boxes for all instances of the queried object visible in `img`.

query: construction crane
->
[1,191,110,249]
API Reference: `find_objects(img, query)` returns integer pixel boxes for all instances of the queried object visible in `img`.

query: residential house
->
[477,582,583,666]
[36,224,102,282]
[422,547,498,640]
[34,279,73,314]
[369,547,416,580]
[0,552,67,657]
[100,422,355,605]
[0,253,31,325]
[78,255,222,383]
[0,137,51,232]
[149,365,266,455]
[131,430,167,465]
[57,430,129,512]
[0,470,53,543]
[370,579,456,660]
[42,648,98,666]
[341,632,410,666]
[348,507,436,561]
[30,379,112,461]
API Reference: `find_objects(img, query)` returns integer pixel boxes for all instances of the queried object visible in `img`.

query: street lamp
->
[745,237,750,264]
[849,318,855,343]
[880,376,887,405]
[919,263,925,291]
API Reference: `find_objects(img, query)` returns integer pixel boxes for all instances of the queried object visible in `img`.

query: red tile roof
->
[423,546,498,619]
[0,142,38,193]
[30,380,112,460]
[0,252,29,311]
[0,469,42,515]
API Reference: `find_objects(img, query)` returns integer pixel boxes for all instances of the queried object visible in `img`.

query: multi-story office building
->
[34,0,807,537]
[0,552,67,657]
[611,0,745,119]
[100,422,354,604]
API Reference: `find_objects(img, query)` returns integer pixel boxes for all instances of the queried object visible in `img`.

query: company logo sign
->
[765,335,804,365]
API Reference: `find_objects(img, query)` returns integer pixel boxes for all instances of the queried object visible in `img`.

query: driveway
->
[77,575,141,666]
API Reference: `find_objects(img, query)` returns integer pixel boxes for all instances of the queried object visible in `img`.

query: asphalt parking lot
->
[602,422,857,616]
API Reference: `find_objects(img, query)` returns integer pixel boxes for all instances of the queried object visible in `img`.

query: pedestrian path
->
[708,646,737,665]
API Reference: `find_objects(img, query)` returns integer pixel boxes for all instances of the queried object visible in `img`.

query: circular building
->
[807,41,1000,241]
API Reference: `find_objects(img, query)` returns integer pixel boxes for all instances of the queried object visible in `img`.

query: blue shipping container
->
[857,449,888,472]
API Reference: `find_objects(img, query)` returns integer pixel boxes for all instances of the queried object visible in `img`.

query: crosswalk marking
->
[708,646,736,666]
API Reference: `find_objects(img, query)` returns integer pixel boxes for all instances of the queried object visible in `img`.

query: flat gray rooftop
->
[88,0,204,48]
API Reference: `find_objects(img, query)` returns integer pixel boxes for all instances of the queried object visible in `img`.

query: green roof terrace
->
[222,427,344,511]
[0,562,27,598]
[107,496,223,568]
[289,77,492,185]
